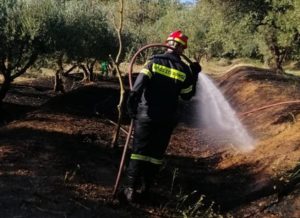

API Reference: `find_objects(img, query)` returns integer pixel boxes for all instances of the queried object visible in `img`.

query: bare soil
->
[0,67,299,218]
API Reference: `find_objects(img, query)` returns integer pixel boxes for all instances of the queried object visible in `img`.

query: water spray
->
[197,73,255,151]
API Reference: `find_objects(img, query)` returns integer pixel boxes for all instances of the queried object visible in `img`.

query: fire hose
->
[112,43,193,198]
[239,100,300,117]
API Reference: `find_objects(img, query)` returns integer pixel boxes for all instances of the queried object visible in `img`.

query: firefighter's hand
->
[127,106,137,119]
[190,62,202,75]
[127,91,138,119]
[127,110,136,119]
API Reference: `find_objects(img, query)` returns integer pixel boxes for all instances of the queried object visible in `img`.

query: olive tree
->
[69,0,116,80]
[0,0,55,102]
[50,0,117,87]
[255,0,300,72]
[120,0,180,61]
[195,0,300,72]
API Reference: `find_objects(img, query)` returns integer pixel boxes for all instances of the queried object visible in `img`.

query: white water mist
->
[197,73,255,152]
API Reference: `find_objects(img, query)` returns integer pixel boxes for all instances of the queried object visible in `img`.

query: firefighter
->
[100,60,109,79]
[120,30,201,203]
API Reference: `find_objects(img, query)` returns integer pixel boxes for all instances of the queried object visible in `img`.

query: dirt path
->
[0,68,299,218]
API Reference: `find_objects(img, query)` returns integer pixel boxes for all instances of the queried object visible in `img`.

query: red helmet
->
[166,30,188,49]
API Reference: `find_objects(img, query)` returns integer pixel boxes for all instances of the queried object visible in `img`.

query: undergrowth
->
[163,190,232,218]
[163,168,232,218]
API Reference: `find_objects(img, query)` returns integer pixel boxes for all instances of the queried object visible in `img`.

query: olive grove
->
[1,0,299,102]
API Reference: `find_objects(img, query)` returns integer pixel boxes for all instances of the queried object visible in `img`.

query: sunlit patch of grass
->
[285,70,300,77]
[201,58,265,76]
[0,68,55,84]
[24,68,55,78]
[201,58,300,78]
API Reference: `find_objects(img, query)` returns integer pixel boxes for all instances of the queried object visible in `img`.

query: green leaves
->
[190,0,300,70]
[53,0,116,61]
[1,0,299,76]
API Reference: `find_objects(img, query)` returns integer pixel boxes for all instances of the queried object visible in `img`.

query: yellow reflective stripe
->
[180,85,193,94]
[141,68,152,78]
[131,154,163,165]
[143,60,150,67]
[152,63,186,82]
[167,37,187,46]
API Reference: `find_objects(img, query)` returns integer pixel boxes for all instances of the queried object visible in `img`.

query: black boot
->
[138,163,159,203]
[118,173,137,204]
[118,187,136,204]
[124,187,135,202]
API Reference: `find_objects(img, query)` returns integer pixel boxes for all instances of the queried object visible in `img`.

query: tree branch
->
[63,64,78,76]
[0,58,7,76]
[11,52,38,80]
[109,54,125,148]
[115,0,124,64]
[10,41,26,71]
[79,64,89,82]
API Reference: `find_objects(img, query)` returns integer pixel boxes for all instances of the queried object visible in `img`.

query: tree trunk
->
[80,64,90,82]
[267,36,284,73]
[87,59,96,81]
[54,69,65,93]
[54,54,65,93]
[110,0,125,148]
[53,54,79,92]
[0,74,12,102]
[0,50,37,103]
[273,47,284,73]
[110,55,125,148]
[115,0,124,65]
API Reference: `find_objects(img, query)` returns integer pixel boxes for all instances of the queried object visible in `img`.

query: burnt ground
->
[0,67,299,218]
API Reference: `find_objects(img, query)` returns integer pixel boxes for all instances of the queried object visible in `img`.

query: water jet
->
[196,73,255,152]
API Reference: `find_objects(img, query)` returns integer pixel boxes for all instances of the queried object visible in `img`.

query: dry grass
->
[218,66,300,180]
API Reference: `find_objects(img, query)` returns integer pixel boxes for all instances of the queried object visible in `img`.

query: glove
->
[190,62,201,75]
[127,91,139,119]
[189,62,201,83]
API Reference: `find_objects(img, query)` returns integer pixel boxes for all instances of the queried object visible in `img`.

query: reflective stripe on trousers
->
[130,153,163,165]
